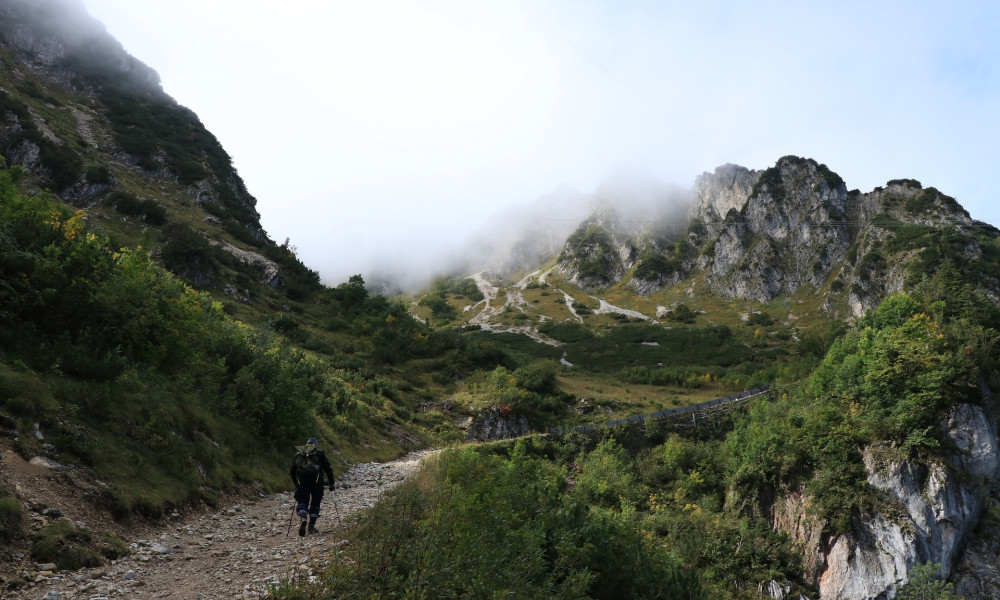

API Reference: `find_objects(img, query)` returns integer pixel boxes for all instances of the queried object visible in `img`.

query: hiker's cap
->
[306,438,318,445]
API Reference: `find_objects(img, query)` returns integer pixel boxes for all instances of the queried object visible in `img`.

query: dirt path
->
[4,450,435,600]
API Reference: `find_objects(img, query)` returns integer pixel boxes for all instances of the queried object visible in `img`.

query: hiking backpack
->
[294,448,321,479]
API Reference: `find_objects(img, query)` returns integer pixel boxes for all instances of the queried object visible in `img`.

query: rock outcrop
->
[550,156,990,322]
[773,400,1000,599]
[693,157,853,303]
[464,406,532,442]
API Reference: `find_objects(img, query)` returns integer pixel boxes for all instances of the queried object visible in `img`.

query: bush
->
[108,191,167,225]
[669,303,697,323]
[418,291,456,322]
[745,311,772,327]
[0,495,25,542]
[85,165,112,185]
[896,562,956,600]
[32,520,128,571]
[283,446,705,600]
[538,321,594,343]
[160,222,215,273]
[576,439,641,507]
[514,361,557,394]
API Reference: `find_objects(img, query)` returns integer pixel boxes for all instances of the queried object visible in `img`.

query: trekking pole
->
[331,487,342,527]
[285,503,295,537]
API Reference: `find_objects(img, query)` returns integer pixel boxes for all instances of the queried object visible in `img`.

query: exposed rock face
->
[689,162,760,224]
[770,490,826,583]
[693,157,853,303]
[555,176,691,291]
[555,213,636,290]
[773,401,1000,600]
[950,399,1000,599]
[820,456,981,599]
[464,407,532,442]
[552,156,987,318]
[954,522,1000,598]
[213,240,280,287]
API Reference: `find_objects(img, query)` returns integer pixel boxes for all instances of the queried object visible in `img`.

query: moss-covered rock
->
[31,519,129,571]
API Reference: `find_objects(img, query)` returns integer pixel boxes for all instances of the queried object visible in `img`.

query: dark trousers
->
[294,482,324,519]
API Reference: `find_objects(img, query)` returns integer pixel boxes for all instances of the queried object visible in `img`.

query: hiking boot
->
[308,517,319,534]
[298,519,307,537]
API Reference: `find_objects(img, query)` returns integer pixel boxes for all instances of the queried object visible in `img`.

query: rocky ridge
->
[552,156,989,320]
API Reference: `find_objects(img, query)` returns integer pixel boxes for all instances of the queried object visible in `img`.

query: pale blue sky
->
[81,0,1000,285]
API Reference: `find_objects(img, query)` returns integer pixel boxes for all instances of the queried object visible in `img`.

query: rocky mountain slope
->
[3,2,1000,599]
[550,156,997,321]
[441,160,1000,598]
[0,0,318,311]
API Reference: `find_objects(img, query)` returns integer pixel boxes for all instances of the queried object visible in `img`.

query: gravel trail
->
[6,450,435,600]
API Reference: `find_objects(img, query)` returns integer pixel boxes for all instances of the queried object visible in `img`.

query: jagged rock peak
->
[691,162,760,222]
[695,156,854,302]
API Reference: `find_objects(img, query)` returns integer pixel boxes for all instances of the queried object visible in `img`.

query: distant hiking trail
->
[5,450,434,600]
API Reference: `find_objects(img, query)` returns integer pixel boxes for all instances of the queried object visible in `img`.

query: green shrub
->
[85,165,112,185]
[576,439,641,507]
[515,361,557,394]
[434,276,484,301]
[746,311,772,327]
[668,303,697,323]
[538,321,594,343]
[729,288,985,534]
[285,446,704,600]
[160,222,215,273]
[896,562,956,599]
[108,191,167,225]
[0,368,59,417]
[0,495,25,542]
[32,520,128,571]
[418,290,456,322]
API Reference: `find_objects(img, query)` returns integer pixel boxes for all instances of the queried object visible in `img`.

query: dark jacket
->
[290,449,335,487]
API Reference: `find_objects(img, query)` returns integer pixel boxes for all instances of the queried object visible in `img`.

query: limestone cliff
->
[553,156,994,320]
[772,399,1000,599]
[691,157,852,303]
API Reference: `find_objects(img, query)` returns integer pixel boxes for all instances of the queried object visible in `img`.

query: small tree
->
[897,562,958,600]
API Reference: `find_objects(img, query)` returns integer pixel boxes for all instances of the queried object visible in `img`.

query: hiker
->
[290,437,335,536]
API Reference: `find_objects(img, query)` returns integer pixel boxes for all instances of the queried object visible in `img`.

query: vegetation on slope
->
[2,149,993,596]
[0,163,433,516]
[559,222,621,287]
[278,275,995,598]
[274,441,707,600]
[729,273,998,533]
